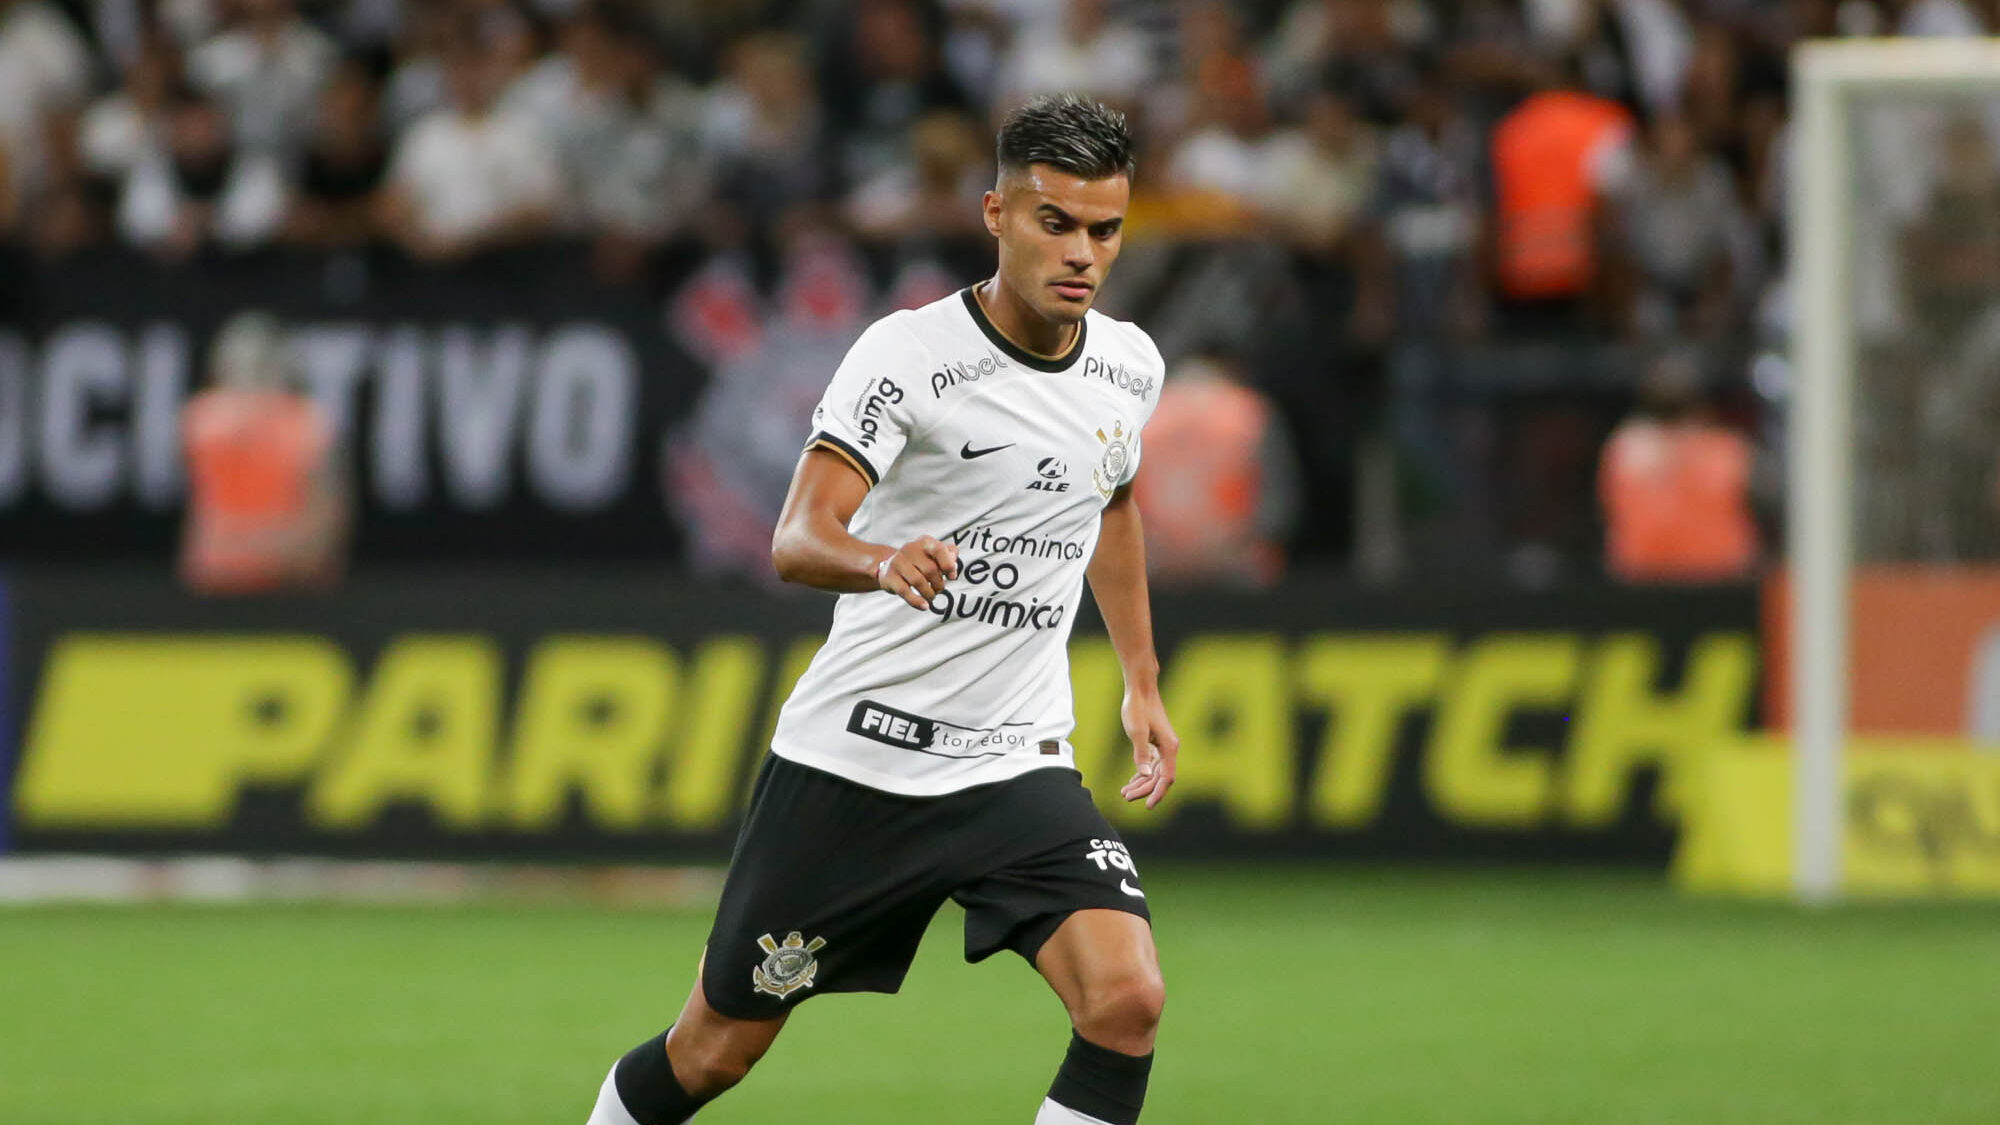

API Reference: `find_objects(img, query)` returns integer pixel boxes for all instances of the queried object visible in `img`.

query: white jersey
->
[771,288,1163,796]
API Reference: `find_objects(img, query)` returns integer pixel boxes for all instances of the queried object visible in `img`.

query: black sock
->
[612,1029,709,1125]
[1048,1031,1154,1125]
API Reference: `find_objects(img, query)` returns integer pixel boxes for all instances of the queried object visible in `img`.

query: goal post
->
[1789,38,2000,902]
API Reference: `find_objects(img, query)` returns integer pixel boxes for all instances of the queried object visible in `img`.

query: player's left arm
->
[1088,482,1179,809]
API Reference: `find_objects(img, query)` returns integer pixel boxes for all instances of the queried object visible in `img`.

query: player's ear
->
[981,189,1004,239]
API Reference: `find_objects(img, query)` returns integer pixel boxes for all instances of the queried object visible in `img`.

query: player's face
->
[983,164,1129,326]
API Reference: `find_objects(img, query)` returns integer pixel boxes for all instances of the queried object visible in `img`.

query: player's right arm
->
[770,317,957,607]
[770,449,958,607]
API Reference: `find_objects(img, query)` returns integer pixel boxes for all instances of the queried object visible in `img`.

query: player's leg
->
[585,753,952,1122]
[585,959,788,1125]
[947,769,1162,1124]
[1029,909,1164,1124]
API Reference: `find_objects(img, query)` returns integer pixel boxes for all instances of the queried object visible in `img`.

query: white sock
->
[1034,1097,1118,1125]
[586,1064,643,1125]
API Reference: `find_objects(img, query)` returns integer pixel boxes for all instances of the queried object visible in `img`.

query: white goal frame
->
[1790,38,2000,902]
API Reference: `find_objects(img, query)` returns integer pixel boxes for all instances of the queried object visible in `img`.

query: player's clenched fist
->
[876,536,960,609]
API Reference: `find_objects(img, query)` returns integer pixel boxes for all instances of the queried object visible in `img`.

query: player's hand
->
[876,535,960,610]
[1118,687,1179,810]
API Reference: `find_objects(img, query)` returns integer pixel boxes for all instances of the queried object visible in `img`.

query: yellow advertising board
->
[0,575,1760,860]
[1674,735,2000,897]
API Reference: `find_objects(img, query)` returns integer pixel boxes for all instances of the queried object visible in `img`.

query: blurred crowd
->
[5,0,2000,584]
[0,0,1822,319]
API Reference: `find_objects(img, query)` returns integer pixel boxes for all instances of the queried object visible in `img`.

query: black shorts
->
[700,754,1151,1020]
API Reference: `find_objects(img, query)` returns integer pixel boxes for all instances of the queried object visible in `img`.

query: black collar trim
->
[960,287,1087,373]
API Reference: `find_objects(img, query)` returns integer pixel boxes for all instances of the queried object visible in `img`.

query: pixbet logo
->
[1081,356,1154,401]
[1028,456,1070,492]
[930,352,1007,397]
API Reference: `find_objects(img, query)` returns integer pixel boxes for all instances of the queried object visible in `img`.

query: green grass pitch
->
[3,866,1997,1124]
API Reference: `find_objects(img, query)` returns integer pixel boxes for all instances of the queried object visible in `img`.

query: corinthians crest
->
[751,931,827,1000]
[1092,420,1131,497]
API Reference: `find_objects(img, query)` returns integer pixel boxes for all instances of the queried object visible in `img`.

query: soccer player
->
[586,94,1177,1125]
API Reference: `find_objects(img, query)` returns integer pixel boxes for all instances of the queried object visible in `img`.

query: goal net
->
[1789,39,2000,900]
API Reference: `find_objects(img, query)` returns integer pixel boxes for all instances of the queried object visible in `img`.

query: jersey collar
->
[959,288,1088,374]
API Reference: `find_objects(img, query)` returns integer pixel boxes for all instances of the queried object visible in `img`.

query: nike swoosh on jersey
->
[960,442,1014,459]
[1119,879,1145,898]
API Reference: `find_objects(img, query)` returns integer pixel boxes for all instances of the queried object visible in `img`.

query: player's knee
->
[673,1032,770,1097]
[1074,970,1166,1052]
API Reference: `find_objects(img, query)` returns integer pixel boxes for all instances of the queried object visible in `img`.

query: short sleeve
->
[805,317,927,487]
[1119,328,1165,489]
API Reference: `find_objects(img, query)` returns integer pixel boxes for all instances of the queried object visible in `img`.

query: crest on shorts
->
[752,931,827,1000]
[1092,420,1131,497]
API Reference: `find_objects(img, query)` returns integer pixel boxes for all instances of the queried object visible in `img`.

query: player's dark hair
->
[996,94,1135,181]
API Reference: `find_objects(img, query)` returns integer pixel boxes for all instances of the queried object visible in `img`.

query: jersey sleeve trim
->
[807,431,881,487]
